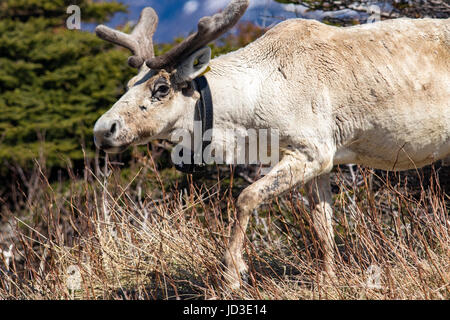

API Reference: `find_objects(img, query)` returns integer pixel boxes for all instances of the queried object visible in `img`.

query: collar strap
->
[174,75,213,174]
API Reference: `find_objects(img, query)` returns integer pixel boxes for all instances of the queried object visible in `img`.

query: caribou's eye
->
[156,85,170,95]
[152,81,170,100]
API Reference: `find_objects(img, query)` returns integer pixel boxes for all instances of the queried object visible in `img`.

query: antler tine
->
[146,0,250,70]
[95,8,159,68]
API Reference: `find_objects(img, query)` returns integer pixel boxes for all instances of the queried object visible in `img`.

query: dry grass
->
[0,151,448,300]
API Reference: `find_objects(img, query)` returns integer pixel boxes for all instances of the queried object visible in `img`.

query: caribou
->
[93,0,450,289]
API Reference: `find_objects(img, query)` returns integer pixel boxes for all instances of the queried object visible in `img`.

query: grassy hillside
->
[0,153,448,299]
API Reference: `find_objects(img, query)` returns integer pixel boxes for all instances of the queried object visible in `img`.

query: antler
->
[146,0,250,70]
[95,8,158,68]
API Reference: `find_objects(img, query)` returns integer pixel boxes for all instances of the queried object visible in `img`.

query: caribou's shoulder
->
[265,18,336,40]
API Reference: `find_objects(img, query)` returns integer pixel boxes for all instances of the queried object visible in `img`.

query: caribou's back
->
[230,18,450,170]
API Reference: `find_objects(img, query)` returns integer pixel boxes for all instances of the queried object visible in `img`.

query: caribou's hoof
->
[223,267,249,290]
[222,256,249,290]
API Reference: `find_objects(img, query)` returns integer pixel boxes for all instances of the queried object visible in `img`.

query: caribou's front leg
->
[306,173,335,277]
[223,150,333,289]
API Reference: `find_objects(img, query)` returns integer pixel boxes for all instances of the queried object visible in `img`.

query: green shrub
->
[0,0,133,174]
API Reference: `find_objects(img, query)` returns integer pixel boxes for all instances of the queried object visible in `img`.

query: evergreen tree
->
[0,0,133,175]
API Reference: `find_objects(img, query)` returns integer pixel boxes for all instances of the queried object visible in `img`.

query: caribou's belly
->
[334,107,450,171]
[334,141,450,171]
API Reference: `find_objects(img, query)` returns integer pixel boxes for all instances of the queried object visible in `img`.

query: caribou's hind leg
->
[223,149,334,289]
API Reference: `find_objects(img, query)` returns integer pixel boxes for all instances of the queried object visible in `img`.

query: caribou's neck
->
[208,53,257,128]
[173,51,258,140]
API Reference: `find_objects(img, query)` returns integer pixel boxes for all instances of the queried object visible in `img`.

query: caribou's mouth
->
[100,143,130,154]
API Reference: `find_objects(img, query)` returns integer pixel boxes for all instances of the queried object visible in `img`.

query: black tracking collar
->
[174,75,213,174]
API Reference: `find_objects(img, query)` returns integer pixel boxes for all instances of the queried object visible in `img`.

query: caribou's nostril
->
[94,117,124,150]
[103,121,119,139]
[110,122,117,135]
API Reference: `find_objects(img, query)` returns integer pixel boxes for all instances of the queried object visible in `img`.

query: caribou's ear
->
[175,47,211,83]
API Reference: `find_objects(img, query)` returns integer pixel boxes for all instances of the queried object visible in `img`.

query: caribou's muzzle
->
[93,116,128,153]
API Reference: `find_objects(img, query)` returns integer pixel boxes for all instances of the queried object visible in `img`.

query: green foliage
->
[0,0,126,23]
[0,0,133,174]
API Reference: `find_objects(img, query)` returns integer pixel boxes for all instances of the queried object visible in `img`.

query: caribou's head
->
[93,0,249,153]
